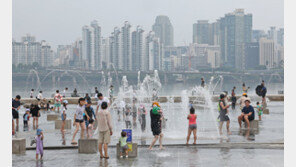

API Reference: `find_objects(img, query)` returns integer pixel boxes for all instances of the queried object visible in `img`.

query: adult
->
[54,90,63,112]
[96,93,110,113]
[242,83,250,93]
[31,101,40,129]
[96,102,113,159]
[201,78,205,88]
[238,99,255,129]
[30,89,34,98]
[132,101,137,128]
[12,95,21,132]
[63,87,68,98]
[218,94,231,135]
[239,93,248,110]
[71,98,86,144]
[85,93,91,103]
[109,85,114,104]
[138,104,147,132]
[148,102,164,150]
[260,81,267,108]
[231,87,237,110]
[94,87,99,101]
[37,91,43,101]
[186,107,197,145]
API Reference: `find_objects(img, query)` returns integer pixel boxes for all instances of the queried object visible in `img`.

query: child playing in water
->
[23,109,30,131]
[186,107,197,145]
[119,131,129,158]
[35,129,44,160]
[84,101,96,138]
[125,107,132,129]
[256,102,263,121]
[61,100,68,132]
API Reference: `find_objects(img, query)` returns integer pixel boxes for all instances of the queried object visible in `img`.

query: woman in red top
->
[186,107,197,145]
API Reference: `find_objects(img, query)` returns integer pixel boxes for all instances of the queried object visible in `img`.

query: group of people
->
[217,80,267,136]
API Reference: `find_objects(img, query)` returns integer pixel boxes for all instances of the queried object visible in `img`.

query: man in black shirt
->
[12,95,21,132]
[238,99,255,129]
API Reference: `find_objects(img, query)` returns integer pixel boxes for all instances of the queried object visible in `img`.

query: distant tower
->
[152,15,174,47]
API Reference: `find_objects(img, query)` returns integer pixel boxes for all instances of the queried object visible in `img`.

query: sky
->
[13,0,284,48]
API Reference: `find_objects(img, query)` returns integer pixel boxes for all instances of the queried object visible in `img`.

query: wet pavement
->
[13,101,284,147]
[12,147,283,167]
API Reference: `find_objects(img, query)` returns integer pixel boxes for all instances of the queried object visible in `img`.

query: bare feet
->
[193,142,196,145]
[148,147,153,150]
[159,146,165,150]
[227,131,232,135]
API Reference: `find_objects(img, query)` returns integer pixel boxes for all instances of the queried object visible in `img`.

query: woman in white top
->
[71,98,87,144]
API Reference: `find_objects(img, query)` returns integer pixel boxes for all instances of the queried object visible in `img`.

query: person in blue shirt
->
[238,98,255,129]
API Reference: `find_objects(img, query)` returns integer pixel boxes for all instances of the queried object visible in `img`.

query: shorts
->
[242,115,254,122]
[61,113,66,121]
[189,124,197,130]
[120,145,128,153]
[85,119,94,127]
[54,103,61,107]
[75,119,84,123]
[152,129,161,136]
[32,112,39,117]
[12,110,19,119]
[258,111,263,116]
[98,130,111,144]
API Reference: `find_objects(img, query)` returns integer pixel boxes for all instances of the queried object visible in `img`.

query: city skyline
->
[13,0,283,48]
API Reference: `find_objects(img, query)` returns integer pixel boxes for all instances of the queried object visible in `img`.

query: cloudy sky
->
[13,0,283,48]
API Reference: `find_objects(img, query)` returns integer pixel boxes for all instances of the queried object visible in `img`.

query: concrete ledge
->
[12,138,26,154]
[244,120,259,132]
[20,94,284,104]
[55,119,71,129]
[78,139,98,154]
[263,109,270,114]
[26,142,284,150]
[47,114,60,121]
[116,143,138,158]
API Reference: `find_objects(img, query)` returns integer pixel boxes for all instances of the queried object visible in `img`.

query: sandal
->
[100,156,104,159]
[104,156,109,159]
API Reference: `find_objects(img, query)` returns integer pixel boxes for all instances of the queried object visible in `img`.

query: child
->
[84,101,96,138]
[125,105,132,129]
[256,102,263,121]
[46,101,50,111]
[23,109,30,131]
[186,107,197,145]
[61,100,68,132]
[119,131,128,158]
[35,129,44,160]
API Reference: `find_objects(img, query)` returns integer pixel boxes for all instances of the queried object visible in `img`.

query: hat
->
[26,108,30,112]
[152,102,160,107]
[36,129,42,135]
[242,93,247,96]
[63,100,68,104]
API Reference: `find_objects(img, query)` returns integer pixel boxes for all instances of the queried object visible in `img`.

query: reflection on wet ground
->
[12,148,283,167]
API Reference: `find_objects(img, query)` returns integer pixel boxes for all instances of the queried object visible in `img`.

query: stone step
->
[12,138,26,154]
[263,109,270,114]
[55,119,71,129]
[78,139,98,154]
[47,114,60,121]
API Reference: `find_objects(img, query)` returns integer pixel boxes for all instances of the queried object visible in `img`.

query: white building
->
[259,38,275,69]
[131,26,145,71]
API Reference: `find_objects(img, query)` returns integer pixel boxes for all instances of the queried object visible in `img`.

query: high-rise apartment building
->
[82,20,102,70]
[145,31,163,71]
[219,9,252,69]
[12,34,53,67]
[243,42,259,70]
[152,15,174,47]
[121,21,132,71]
[131,26,145,71]
[259,38,275,69]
